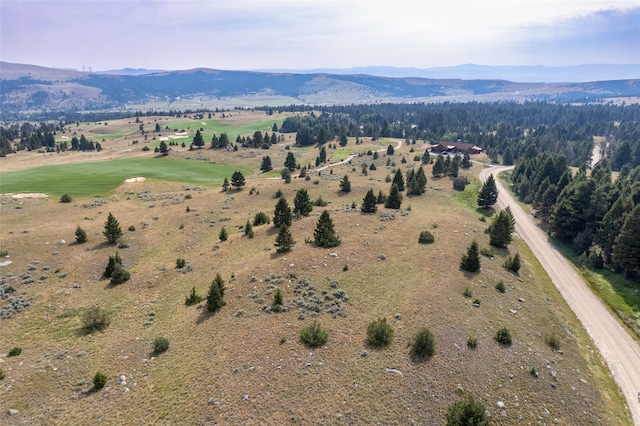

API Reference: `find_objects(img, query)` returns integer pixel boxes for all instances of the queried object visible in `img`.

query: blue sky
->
[1,0,639,71]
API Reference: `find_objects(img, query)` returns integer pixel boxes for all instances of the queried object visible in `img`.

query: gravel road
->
[481,165,640,425]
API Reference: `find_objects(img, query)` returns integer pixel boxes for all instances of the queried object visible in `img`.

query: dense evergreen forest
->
[2,101,639,281]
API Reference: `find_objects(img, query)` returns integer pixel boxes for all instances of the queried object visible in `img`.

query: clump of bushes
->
[153,337,170,354]
[452,176,469,191]
[504,253,521,273]
[366,317,394,348]
[410,327,435,361]
[93,371,108,390]
[60,193,72,203]
[494,326,512,345]
[8,347,22,357]
[418,230,435,244]
[253,211,270,226]
[300,321,328,348]
[110,264,130,285]
[446,394,489,426]
[81,306,110,333]
[184,287,202,306]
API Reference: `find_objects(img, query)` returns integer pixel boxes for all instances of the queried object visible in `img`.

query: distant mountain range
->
[1,61,639,116]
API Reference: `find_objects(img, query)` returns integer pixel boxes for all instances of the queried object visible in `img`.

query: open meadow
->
[0,113,632,425]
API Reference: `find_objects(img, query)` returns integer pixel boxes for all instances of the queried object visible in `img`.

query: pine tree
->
[274,225,294,253]
[273,196,293,228]
[222,177,230,191]
[478,174,499,208]
[244,220,254,238]
[461,152,472,169]
[612,204,640,278]
[432,156,445,177]
[392,169,405,191]
[293,189,313,217]
[448,156,459,177]
[75,225,88,244]
[284,151,296,171]
[460,240,481,272]
[231,171,245,189]
[487,209,514,248]
[314,210,340,248]
[192,130,204,148]
[219,226,228,241]
[103,212,123,244]
[260,155,273,172]
[339,175,351,192]
[361,189,378,214]
[376,190,387,205]
[103,251,122,278]
[385,184,403,209]
[206,273,226,313]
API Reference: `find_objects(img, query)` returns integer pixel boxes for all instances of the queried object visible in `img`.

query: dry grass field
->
[0,114,631,425]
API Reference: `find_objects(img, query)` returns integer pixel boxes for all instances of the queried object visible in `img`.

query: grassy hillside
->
[0,127,631,424]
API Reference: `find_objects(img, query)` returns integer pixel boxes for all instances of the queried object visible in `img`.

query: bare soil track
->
[481,165,640,425]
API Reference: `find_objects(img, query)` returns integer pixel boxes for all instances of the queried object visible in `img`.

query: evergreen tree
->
[314,210,341,248]
[448,156,459,177]
[432,155,445,177]
[392,169,405,191]
[461,152,472,169]
[408,166,427,195]
[376,190,387,205]
[284,151,296,171]
[293,189,313,217]
[361,189,378,214]
[597,196,633,263]
[110,264,130,285]
[219,226,228,241]
[273,196,293,228]
[460,240,481,272]
[339,174,351,192]
[103,251,122,278]
[478,174,499,208]
[260,155,273,172]
[244,220,254,238]
[103,212,123,244]
[75,225,88,244]
[318,146,327,163]
[385,184,403,209]
[502,146,514,165]
[222,177,230,191]
[487,209,514,248]
[387,144,395,155]
[612,205,640,278]
[206,273,226,313]
[192,130,204,148]
[159,140,168,155]
[274,225,294,253]
[231,171,246,189]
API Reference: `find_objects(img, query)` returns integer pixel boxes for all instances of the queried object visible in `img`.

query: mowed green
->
[0,157,244,197]
[165,117,277,136]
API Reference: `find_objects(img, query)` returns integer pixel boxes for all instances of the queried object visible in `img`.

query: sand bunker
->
[8,193,49,199]
[124,177,146,183]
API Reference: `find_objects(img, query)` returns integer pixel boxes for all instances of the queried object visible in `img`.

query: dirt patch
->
[124,177,146,183]
[3,193,49,199]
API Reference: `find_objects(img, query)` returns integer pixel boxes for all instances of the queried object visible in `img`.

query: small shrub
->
[75,225,88,244]
[153,336,170,354]
[504,253,521,273]
[300,321,328,348]
[128,225,136,232]
[253,211,271,226]
[8,347,22,357]
[495,280,506,293]
[452,176,468,191]
[184,194,192,199]
[110,264,130,285]
[366,317,394,348]
[479,216,486,222]
[272,287,284,311]
[60,193,72,203]
[176,258,186,269]
[81,306,110,333]
[418,230,435,244]
[494,326,512,345]
[93,371,108,390]
[446,394,489,426]
[0,369,4,380]
[530,366,538,377]
[480,247,494,257]
[473,298,481,306]
[184,286,202,306]
[142,145,150,151]
[545,332,561,350]
[117,242,129,249]
[219,226,228,241]
[467,336,478,349]
[0,250,7,257]
[410,327,435,361]
[314,196,328,207]
[274,188,283,198]
[463,287,472,298]
[342,263,349,272]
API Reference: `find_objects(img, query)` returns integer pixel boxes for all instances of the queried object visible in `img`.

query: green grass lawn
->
[164,118,279,138]
[331,148,354,160]
[0,157,245,197]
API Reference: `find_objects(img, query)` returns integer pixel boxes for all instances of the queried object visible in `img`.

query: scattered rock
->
[385,368,403,376]
[497,401,505,409]
[8,409,18,416]
[329,253,338,258]
[361,351,368,357]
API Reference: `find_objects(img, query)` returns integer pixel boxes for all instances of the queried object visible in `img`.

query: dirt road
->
[481,165,640,425]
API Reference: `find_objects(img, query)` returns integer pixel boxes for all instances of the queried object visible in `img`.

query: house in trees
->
[430,141,482,156]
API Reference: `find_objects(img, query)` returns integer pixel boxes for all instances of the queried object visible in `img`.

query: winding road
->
[481,165,640,425]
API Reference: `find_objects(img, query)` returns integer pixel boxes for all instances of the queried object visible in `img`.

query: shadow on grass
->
[195,303,223,325]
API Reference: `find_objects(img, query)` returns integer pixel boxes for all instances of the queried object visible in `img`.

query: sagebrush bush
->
[410,327,435,361]
[128,225,136,232]
[546,331,561,350]
[110,264,130,285]
[153,336,170,354]
[253,211,271,226]
[81,306,110,333]
[495,280,506,293]
[8,347,22,357]
[300,321,328,348]
[418,230,435,244]
[93,371,108,390]
[184,287,202,306]
[446,394,489,426]
[467,336,478,349]
[494,326,512,345]
[504,253,521,273]
[366,317,394,348]
[60,193,72,203]
[463,287,472,298]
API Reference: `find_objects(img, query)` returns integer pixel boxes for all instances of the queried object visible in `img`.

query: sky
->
[1,0,639,72]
